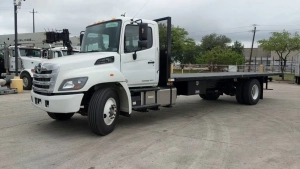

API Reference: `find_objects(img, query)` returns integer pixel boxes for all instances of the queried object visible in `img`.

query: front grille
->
[33,77,51,82]
[35,70,52,74]
[32,64,59,94]
[34,84,50,89]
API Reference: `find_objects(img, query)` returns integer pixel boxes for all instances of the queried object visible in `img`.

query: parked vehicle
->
[0,31,79,90]
[30,16,282,136]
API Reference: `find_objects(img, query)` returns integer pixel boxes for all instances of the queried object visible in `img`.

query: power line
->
[189,26,252,34]
[29,8,37,33]
[133,0,150,18]
[191,31,249,38]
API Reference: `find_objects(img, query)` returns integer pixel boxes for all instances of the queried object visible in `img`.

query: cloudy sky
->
[1,0,300,48]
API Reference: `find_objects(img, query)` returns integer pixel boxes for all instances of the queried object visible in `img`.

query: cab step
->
[130,87,160,93]
[132,103,161,112]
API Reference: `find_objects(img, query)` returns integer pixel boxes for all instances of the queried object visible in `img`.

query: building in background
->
[243,46,300,72]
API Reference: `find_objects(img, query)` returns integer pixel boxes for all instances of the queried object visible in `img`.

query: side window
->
[124,25,153,53]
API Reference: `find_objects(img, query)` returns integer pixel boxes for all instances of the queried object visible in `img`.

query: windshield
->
[81,20,122,53]
[19,48,41,57]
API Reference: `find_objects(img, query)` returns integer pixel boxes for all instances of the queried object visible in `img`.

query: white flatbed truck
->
[30,17,282,136]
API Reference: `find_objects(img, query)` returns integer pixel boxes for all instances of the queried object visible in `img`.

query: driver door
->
[120,22,157,88]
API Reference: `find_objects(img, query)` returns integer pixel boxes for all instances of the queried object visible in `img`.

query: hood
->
[20,56,47,61]
[40,52,119,71]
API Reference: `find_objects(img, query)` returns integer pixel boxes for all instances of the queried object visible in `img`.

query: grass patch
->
[270,73,295,81]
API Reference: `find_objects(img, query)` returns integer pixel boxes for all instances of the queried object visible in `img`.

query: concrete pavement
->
[0,82,300,169]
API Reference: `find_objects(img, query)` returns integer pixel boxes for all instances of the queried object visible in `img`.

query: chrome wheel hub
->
[23,77,28,87]
[251,84,259,100]
[103,98,117,125]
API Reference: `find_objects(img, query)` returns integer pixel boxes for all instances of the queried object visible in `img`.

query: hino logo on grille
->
[35,63,45,73]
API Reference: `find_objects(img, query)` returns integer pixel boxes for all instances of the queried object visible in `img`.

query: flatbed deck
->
[171,72,282,81]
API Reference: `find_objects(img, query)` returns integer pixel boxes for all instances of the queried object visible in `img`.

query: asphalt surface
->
[1,82,300,169]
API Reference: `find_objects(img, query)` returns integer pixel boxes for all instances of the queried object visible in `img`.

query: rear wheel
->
[88,88,120,136]
[47,112,75,121]
[243,79,261,105]
[199,93,220,100]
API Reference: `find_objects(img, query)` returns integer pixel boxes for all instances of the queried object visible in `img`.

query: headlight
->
[58,77,88,91]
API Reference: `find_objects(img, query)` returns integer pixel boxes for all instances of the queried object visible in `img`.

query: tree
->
[231,40,244,55]
[200,33,231,52]
[158,24,198,65]
[258,30,300,80]
[197,46,245,71]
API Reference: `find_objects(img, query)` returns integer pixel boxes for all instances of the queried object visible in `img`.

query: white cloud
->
[1,0,300,47]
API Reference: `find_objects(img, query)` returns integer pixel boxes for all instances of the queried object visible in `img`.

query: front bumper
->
[30,90,84,113]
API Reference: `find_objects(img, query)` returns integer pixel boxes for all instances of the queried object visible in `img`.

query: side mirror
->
[138,41,148,48]
[80,31,85,46]
[138,23,148,48]
[139,23,148,41]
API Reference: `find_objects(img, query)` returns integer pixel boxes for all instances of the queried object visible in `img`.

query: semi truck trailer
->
[30,16,282,136]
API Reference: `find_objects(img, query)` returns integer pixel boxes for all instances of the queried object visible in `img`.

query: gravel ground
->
[0,82,300,169]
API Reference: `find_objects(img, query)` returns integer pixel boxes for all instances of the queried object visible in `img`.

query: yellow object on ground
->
[259,65,264,73]
[10,76,23,93]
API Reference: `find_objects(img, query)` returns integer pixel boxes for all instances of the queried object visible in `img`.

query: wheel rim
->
[251,84,259,100]
[103,98,117,125]
[23,77,28,87]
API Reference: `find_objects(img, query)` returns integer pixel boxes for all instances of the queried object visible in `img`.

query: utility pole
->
[248,24,257,72]
[29,8,37,33]
[13,0,19,76]
[13,0,24,76]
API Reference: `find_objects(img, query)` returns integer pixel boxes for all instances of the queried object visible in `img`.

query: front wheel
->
[20,73,32,90]
[47,112,75,121]
[88,88,120,136]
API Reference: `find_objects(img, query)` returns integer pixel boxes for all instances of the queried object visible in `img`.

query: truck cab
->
[31,17,164,135]
[44,47,80,59]
[5,45,46,90]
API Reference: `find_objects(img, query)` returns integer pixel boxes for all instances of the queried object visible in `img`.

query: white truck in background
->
[0,31,80,90]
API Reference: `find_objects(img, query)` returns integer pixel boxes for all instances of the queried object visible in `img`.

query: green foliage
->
[258,30,300,79]
[200,33,231,52]
[231,40,244,55]
[197,46,245,65]
[158,24,198,64]
[158,24,245,67]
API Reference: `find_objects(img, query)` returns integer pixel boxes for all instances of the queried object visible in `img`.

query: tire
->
[47,112,75,121]
[242,79,261,105]
[88,88,120,136]
[199,93,220,100]
[235,81,245,104]
[199,94,207,99]
[20,73,32,90]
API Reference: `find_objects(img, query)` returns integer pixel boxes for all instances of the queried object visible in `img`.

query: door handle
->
[148,61,155,64]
